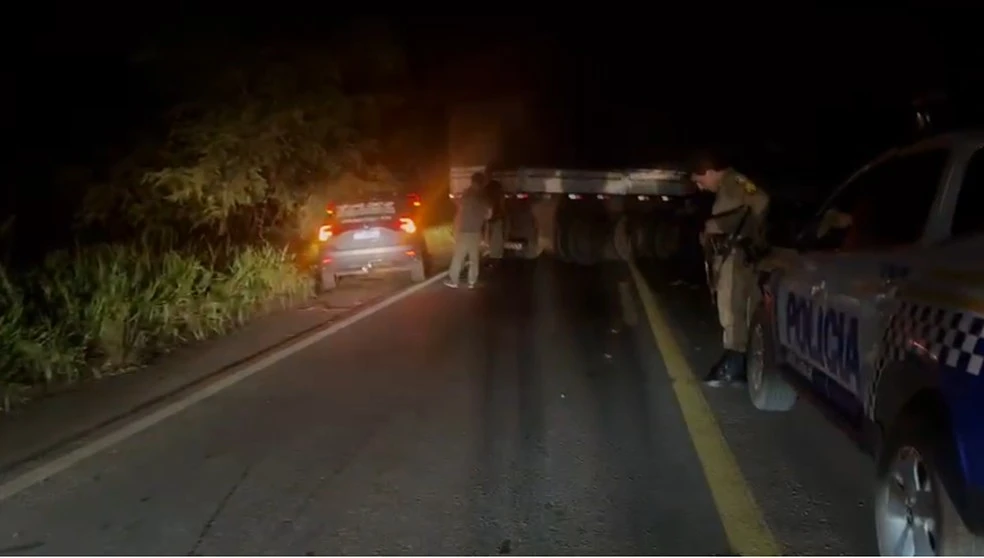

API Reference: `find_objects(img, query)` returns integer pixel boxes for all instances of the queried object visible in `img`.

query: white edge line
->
[0,270,449,502]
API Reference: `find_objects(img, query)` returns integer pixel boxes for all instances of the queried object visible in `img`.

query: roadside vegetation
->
[0,244,311,410]
[0,22,443,411]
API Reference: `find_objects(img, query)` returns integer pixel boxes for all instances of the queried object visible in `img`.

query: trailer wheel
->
[613,216,633,261]
[631,218,652,260]
[653,221,681,260]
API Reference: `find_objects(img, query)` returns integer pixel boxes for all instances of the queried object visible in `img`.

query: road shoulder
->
[636,261,877,555]
[0,276,419,478]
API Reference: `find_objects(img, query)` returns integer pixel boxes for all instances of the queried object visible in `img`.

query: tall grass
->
[0,243,311,411]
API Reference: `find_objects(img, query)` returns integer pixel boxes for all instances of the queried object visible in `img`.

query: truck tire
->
[631,218,652,260]
[875,407,984,555]
[552,205,570,262]
[591,216,610,264]
[600,232,620,262]
[569,219,593,265]
[613,216,633,261]
[652,221,681,260]
[746,305,797,412]
[554,213,570,262]
[563,216,588,264]
[522,218,541,259]
[574,218,603,266]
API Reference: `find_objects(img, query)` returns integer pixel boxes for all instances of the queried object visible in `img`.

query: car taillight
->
[318,225,333,241]
[399,217,417,234]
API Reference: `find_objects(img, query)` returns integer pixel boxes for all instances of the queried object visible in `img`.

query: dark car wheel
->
[875,408,983,555]
[318,269,337,293]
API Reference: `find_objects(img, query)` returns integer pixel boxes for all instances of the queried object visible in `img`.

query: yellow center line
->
[628,262,781,556]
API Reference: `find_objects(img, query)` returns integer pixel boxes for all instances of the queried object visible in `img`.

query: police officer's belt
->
[706,234,737,256]
[706,234,770,262]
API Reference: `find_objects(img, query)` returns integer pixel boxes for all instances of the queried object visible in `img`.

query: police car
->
[746,131,984,555]
[316,192,427,291]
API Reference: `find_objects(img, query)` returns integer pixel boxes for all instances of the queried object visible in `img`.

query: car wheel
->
[318,270,337,293]
[875,409,983,556]
[746,305,797,412]
[410,260,426,282]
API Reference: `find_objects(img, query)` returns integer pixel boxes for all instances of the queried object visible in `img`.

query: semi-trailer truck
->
[447,96,700,265]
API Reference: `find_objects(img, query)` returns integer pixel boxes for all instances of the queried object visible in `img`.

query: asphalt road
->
[0,259,876,555]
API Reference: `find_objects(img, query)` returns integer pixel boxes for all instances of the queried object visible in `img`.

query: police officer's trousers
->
[713,251,758,352]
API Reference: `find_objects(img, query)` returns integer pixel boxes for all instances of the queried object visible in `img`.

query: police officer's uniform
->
[703,169,770,386]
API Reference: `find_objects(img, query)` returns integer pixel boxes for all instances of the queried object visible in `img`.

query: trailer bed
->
[450,166,696,198]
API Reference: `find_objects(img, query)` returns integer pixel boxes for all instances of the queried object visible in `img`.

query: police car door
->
[819,147,951,423]
[774,196,850,391]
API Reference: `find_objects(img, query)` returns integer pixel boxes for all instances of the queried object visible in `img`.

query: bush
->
[0,242,311,411]
[0,25,413,412]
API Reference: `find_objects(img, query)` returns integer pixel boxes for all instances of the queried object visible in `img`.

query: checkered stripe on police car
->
[867,301,984,417]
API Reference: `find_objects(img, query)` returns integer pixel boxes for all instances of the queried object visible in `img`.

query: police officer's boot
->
[703,350,748,388]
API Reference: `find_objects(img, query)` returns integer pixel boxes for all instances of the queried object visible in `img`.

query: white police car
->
[746,131,984,555]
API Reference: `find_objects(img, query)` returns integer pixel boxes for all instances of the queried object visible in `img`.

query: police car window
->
[833,149,947,250]
[951,148,984,237]
[802,163,888,251]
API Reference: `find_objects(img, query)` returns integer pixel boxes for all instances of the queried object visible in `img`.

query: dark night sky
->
[2,3,980,265]
[401,9,981,185]
[8,5,984,193]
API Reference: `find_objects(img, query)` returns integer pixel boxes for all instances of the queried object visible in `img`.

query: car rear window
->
[335,200,400,223]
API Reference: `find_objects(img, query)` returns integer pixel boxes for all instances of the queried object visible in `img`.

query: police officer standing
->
[690,151,770,387]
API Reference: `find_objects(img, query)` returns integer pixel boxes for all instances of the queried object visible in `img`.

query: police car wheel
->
[318,270,337,293]
[746,307,797,412]
[875,411,983,556]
